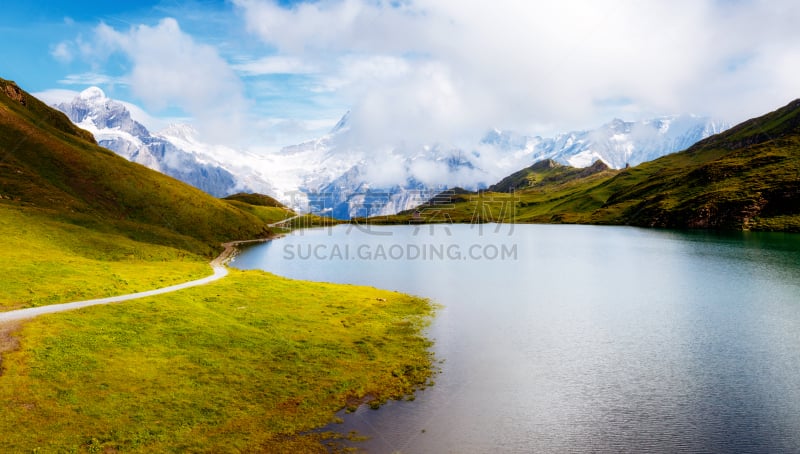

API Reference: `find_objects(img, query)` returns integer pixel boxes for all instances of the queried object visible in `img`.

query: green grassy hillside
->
[224,192,287,208]
[0,78,282,309]
[0,78,273,257]
[593,99,800,230]
[0,205,209,311]
[223,195,297,225]
[488,159,613,192]
[374,99,800,231]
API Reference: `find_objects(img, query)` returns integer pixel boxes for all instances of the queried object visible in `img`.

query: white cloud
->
[45,0,800,153]
[65,18,250,144]
[51,41,74,63]
[34,89,81,105]
[232,56,317,75]
[252,116,340,150]
[233,0,424,55]
[58,72,125,86]
[235,0,800,144]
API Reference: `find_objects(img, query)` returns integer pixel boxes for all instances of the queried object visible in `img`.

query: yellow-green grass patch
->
[0,269,435,452]
[0,205,209,311]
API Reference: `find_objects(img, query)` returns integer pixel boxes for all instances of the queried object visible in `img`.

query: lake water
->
[231,224,800,453]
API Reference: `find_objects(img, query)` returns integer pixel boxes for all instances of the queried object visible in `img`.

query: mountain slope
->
[1,78,273,256]
[488,159,613,193]
[224,192,287,208]
[592,99,800,229]
[273,112,727,219]
[379,99,800,231]
[52,88,258,197]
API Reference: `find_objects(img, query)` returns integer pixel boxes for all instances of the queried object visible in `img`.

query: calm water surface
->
[232,224,800,453]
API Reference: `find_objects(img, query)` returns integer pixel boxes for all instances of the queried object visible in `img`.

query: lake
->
[231,224,800,453]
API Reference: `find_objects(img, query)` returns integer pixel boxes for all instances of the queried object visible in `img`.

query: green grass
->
[223,192,288,208]
[0,270,435,453]
[222,199,296,225]
[0,205,209,311]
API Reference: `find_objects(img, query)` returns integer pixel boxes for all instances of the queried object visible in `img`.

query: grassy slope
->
[0,205,209,311]
[0,78,273,257]
[487,159,612,193]
[373,99,800,231]
[591,100,800,230]
[0,78,436,452]
[0,78,280,310]
[0,270,435,453]
[223,192,288,208]
[368,163,620,225]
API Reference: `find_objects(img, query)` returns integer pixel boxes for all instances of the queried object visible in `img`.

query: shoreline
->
[211,235,282,267]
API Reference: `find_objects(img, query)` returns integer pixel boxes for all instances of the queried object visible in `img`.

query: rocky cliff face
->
[2,81,26,106]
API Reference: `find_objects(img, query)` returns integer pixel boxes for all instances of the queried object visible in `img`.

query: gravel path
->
[0,266,228,323]
[0,235,280,323]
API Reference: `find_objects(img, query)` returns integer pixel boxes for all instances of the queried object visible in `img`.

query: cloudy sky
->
[1,0,799,150]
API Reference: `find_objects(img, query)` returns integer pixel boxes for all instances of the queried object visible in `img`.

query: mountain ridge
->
[47,87,728,219]
[51,88,271,198]
[271,111,727,218]
[374,98,800,231]
[1,78,275,256]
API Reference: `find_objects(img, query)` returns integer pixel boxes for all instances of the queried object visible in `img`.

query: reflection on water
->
[233,225,800,453]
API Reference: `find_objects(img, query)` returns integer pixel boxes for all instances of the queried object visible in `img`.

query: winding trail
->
[0,235,280,324]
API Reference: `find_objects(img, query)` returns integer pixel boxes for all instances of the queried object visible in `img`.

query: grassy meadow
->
[0,270,435,453]
[0,205,209,311]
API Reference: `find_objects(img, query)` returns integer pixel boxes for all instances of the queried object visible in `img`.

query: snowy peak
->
[481,128,538,150]
[57,87,148,138]
[51,87,731,219]
[329,111,351,135]
[78,86,106,102]
[606,118,630,133]
[158,123,199,143]
[486,115,730,169]
[51,90,268,198]
[270,110,729,219]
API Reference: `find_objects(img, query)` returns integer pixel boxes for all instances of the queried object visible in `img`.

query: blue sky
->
[2,0,800,150]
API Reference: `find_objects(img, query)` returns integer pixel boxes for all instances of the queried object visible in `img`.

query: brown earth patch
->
[0,322,21,376]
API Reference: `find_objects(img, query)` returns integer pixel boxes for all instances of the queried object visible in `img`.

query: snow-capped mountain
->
[482,115,729,169]
[266,113,729,218]
[53,88,272,198]
[262,115,484,218]
[49,87,729,219]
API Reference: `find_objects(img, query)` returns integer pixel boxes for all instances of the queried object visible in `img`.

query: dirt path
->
[267,214,303,228]
[0,237,277,324]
